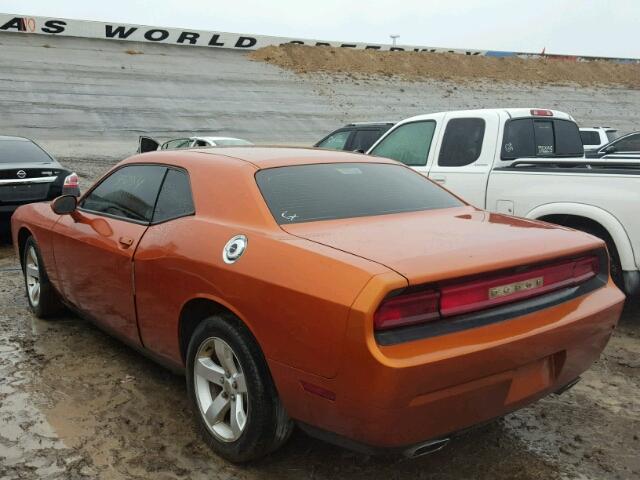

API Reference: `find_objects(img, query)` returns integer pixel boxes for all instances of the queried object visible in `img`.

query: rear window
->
[0,139,53,164]
[606,130,618,142]
[256,163,462,225]
[502,118,583,159]
[580,131,601,146]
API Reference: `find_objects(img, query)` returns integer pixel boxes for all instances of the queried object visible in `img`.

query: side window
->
[438,118,486,167]
[162,138,192,150]
[81,165,166,222]
[580,131,600,146]
[350,129,384,152]
[534,120,555,156]
[370,121,436,166]
[152,169,195,223]
[613,133,640,152]
[317,130,351,150]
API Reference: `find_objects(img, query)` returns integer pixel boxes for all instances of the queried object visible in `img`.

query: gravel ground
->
[0,156,638,480]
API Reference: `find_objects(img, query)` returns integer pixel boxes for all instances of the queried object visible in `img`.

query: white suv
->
[579,127,618,153]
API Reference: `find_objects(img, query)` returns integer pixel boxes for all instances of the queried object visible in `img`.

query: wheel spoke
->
[195,357,225,386]
[233,373,247,393]
[205,392,230,425]
[214,338,237,375]
[32,283,40,302]
[26,264,39,279]
[230,395,246,437]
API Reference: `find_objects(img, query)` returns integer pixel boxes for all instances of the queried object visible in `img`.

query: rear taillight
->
[63,172,79,189]
[530,109,554,117]
[374,289,440,331]
[374,255,599,331]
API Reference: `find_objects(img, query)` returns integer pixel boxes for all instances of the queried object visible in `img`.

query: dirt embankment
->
[250,45,640,88]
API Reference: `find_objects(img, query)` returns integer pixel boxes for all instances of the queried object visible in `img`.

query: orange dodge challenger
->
[12,147,624,462]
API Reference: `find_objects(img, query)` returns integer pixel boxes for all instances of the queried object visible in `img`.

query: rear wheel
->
[22,236,63,318]
[186,314,293,462]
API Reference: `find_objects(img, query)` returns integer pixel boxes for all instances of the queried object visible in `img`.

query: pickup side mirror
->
[51,195,77,215]
[602,145,617,154]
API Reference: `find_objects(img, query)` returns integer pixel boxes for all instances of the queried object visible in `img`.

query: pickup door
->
[427,111,500,208]
[368,111,499,208]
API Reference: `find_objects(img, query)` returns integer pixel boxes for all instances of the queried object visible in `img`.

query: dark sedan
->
[0,136,79,223]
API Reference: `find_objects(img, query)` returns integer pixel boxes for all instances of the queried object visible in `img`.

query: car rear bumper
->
[270,281,624,450]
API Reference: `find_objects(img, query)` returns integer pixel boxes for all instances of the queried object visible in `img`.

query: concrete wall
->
[1,32,639,162]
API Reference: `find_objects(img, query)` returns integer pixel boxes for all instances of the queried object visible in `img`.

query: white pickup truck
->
[367,108,640,296]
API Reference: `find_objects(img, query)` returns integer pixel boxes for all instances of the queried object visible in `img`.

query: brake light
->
[63,172,79,188]
[374,255,599,331]
[374,289,440,331]
[530,109,553,117]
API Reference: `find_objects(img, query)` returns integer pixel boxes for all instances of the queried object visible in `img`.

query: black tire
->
[22,236,64,318]
[574,225,625,292]
[186,314,293,463]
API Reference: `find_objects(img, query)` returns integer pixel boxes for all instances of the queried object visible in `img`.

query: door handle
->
[431,176,447,183]
[119,236,134,248]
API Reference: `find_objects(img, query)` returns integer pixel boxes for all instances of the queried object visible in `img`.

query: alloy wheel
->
[193,337,249,442]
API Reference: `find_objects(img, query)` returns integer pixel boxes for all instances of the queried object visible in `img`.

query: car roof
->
[344,122,396,127]
[397,108,574,123]
[0,135,30,142]
[130,146,397,170]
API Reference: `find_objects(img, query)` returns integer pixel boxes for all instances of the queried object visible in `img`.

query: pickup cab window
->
[438,118,485,166]
[502,118,582,159]
[370,121,436,166]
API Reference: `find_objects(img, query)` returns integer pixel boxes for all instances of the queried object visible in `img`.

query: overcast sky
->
[4,0,639,58]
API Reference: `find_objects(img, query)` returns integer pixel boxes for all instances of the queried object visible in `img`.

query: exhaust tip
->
[404,437,450,458]
[554,376,581,395]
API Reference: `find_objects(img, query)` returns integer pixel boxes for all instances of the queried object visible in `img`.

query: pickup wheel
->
[22,236,64,318]
[572,225,624,291]
[186,314,293,463]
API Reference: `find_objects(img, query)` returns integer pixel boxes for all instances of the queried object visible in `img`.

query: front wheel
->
[22,236,63,318]
[186,314,293,462]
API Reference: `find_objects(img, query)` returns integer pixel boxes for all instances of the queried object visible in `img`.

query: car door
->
[138,136,160,153]
[368,119,439,176]
[133,167,196,361]
[52,165,167,345]
[427,111,499,208]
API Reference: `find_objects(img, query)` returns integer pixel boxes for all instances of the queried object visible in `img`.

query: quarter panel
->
[134,217,388,378]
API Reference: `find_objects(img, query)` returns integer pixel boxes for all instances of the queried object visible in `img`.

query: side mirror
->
[51,195,77,215]
[603,145,617,154]
[352,149,365,154]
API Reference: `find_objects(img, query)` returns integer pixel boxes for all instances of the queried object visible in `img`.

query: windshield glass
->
[256,163,463,225]
[0,139,53,164]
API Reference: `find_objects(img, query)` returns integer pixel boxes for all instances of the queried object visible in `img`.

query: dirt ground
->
[0,158,639,480]
[250,45,640,89]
